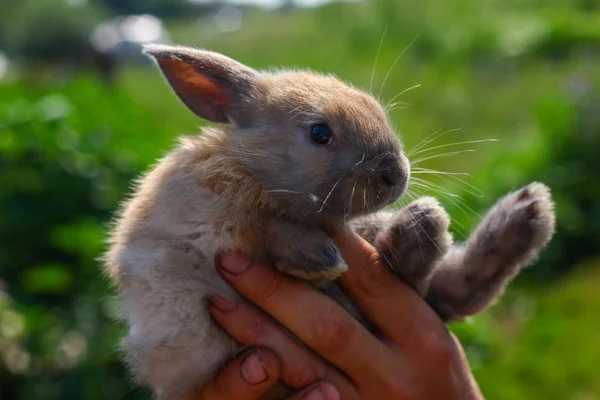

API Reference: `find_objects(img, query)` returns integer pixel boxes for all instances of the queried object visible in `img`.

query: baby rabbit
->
[104,45,555,400]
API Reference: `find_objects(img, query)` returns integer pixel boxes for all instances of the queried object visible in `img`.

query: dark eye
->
[310,124,333,146]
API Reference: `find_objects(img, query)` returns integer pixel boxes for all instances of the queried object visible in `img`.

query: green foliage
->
[461,262,600,400]
[0,0,106,64]
[0,76,159,399]
[446,89,600,281]
[95,0,199,17]
[1,0,599,399]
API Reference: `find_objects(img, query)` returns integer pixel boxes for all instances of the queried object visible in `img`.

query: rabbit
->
[104,44,556,400]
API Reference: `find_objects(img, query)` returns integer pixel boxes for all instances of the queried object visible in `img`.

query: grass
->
[463,261,600,399]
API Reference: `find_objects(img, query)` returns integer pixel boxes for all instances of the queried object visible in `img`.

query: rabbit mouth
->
[353,154,410,214]
[334,178,407,219]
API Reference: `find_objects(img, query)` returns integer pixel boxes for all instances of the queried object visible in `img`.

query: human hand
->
[194,346,339,400]
[207,229,483,399]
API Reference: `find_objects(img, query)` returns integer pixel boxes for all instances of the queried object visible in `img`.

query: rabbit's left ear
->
[144,45,258,124]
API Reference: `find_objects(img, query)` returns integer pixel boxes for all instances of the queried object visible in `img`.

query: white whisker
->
[385,234,403,270]
[289,110,311,121]
[412,178,481,218]
[317,178,341,213]
[353,153,366,170]
[411,149,475,166]
[410,138,499,157]
[445,174,485,198]
[370,26,388,94]
[363,187,367,211]
[411,168,485,199]
[411,168,470,176]
[346,180,358,218]
[404,195,426,259]
[408,126,464,157]
[378,34,419,100]
[379,251,395,272]
[385,102,413,113]
[266,189,321,202]
[410,186,467,238]
[385,84,421,110]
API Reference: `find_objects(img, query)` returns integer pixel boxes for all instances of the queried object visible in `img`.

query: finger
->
[217,253,397,381]
[332,228,445,345]
[449,333,484,399]
[286,381,341,400]
[196,347,280,400]
[209,295,359,398]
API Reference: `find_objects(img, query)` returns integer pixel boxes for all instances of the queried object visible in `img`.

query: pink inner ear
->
[160,57,231,108]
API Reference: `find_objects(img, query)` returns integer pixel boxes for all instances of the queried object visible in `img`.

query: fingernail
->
[209,295,237,312]
[241,351,268,385]
[303,383,340,400]
[303,388,324,400]
[220,252,252,275]
[320,382,341,400]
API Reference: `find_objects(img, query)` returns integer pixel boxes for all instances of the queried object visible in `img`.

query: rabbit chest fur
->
[106,131,271,398]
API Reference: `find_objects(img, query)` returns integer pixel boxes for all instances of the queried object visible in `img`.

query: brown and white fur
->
[104,45,556,400]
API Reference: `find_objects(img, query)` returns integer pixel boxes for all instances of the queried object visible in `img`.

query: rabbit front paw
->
[278,240,347,282]
[427,182,556,321]
[265,219,347,282]
[486,182,556,257]
[375,197,453,294]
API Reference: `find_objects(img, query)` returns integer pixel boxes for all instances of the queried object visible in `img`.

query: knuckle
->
[312,310,357,354]
[253,269,286,303]
[199,377,232,400]
[212,382,234,400]
[284,362,324,389]
[385,380,414,399]
[420,332,456,365]
[359,255,396,297]
[240,313,271,343]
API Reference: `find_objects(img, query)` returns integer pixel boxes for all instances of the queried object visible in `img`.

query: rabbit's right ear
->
[144,45,258,124]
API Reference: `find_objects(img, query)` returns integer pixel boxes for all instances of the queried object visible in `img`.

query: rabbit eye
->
[310,124,333,146]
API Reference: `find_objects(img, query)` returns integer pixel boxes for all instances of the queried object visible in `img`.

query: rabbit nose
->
[379,154,406,187]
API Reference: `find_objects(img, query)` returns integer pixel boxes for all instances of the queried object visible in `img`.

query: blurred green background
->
[1,0,599,399]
